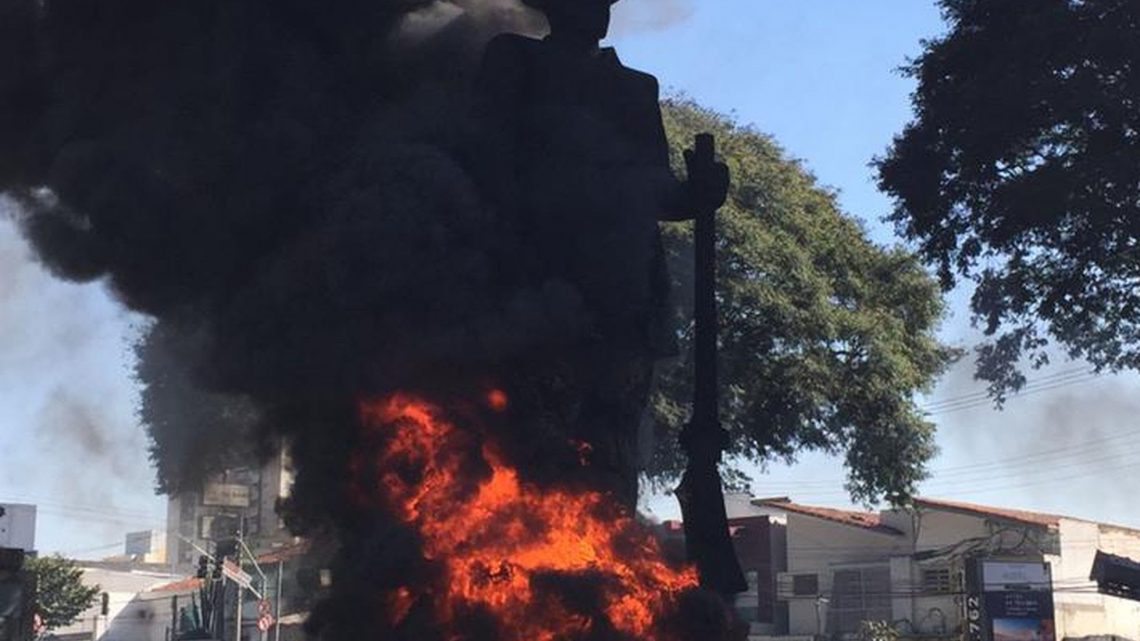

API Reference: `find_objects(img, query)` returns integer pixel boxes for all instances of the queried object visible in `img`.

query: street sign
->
[257,599,274,632]
[222,558,254,590]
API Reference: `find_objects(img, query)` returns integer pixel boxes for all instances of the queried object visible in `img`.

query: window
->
[735,570,761,622]
[830,566,892,634]
[793,573,820,596]
[922,567,952,594]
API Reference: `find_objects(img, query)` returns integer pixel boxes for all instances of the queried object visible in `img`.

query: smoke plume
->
[611,0,694,35]
[0,1,717,638]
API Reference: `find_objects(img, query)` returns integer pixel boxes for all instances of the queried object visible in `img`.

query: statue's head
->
[523,0,619,44]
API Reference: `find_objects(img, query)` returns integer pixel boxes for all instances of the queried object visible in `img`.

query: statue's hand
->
[683,143,730,216]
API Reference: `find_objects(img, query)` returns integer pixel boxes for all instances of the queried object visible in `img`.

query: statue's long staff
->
[677,134,748,597]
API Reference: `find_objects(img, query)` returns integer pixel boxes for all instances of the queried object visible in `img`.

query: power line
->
[922,367,1093,411]
[776,456,1140,505]
[1,494,163,521]
[926,372,1103,415]
[742,425,1140,492]
[32,507,165,531]
[60,540,135,556]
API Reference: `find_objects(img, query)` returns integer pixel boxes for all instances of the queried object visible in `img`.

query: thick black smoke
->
[1,1,720,639]
[1,0,559,393]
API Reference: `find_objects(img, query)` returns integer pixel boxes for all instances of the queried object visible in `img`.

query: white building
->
[749,497,1140,641]
[51,566,185,641]
[123,531,165,565]
[0,504,36,552]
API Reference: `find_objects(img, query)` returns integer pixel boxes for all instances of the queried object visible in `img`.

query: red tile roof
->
[912,498,1065,528]
[753,498,904,536]
[150,577,203,593]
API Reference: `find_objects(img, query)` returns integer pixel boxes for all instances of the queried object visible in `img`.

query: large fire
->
[351,393,700,641]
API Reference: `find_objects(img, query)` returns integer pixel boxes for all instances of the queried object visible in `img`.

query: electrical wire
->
[927,373,1103,415]
[921,367,1096,412]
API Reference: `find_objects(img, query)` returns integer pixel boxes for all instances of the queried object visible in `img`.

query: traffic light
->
[195,556,209,580]
[212,540,238,579]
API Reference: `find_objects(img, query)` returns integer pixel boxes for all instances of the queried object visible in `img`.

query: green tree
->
[25,555,99,631]
[652,100,958,505]
[877,0,1140,399]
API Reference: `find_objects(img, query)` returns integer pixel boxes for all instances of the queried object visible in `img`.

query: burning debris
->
[339,393,701,641]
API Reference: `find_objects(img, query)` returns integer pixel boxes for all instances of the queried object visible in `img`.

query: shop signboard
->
[965,559,986,641]
[966,559,1056,641]
[202,483,251,508]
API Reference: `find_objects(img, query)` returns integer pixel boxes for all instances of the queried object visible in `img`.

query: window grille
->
[829,566,892,634]
[922,567,952,594]
[735,570,761,622]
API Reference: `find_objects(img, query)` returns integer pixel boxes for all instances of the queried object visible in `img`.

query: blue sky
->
[2,0,1138,558]
[616,0,1140,527]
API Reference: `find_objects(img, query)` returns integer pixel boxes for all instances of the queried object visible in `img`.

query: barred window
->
[922,567,952,594]
[830,566,892,634]
[735,570,761,622]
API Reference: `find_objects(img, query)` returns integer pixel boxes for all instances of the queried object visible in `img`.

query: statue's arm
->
[639,79,693,222]
[641,80,728,222]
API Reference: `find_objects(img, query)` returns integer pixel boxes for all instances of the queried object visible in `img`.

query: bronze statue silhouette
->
[468,0,743,596]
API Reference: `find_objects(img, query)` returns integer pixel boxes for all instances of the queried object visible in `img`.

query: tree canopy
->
[25,555,99,631]
[877,0,1140,398]
[650,100,957,505]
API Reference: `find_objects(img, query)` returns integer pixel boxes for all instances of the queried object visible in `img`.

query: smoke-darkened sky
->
[2,0,1138,561]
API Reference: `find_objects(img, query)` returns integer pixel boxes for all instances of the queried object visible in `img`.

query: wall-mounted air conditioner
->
[777,572,820,599]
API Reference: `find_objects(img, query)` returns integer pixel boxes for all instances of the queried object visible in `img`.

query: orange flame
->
[354,394,698,641]
[487,388,510,412]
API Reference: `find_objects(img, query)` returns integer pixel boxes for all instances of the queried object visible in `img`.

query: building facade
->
[656,494,791,636]
[165,447,295,569]
[744,497,1140,641]
[50,566,184,641]
[725,493,790,635]
[123,531,166,565]
[0,505,35,553]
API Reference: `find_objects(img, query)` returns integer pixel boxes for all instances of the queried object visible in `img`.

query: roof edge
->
[752,498,904,537]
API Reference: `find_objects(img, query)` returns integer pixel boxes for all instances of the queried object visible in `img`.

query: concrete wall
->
[783,513,909,636]
[1053,519,1140,641]
[905,508,994,637]
[784,509,968,636]
[886,507,1066,638]
[779,504,1140,640]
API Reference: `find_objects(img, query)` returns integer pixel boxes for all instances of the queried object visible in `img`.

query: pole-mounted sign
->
[222,558,255,592]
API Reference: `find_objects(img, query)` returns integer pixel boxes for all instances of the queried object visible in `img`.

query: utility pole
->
[273,561,282,641]
[169,595,178,641]
[234,526,244,641]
